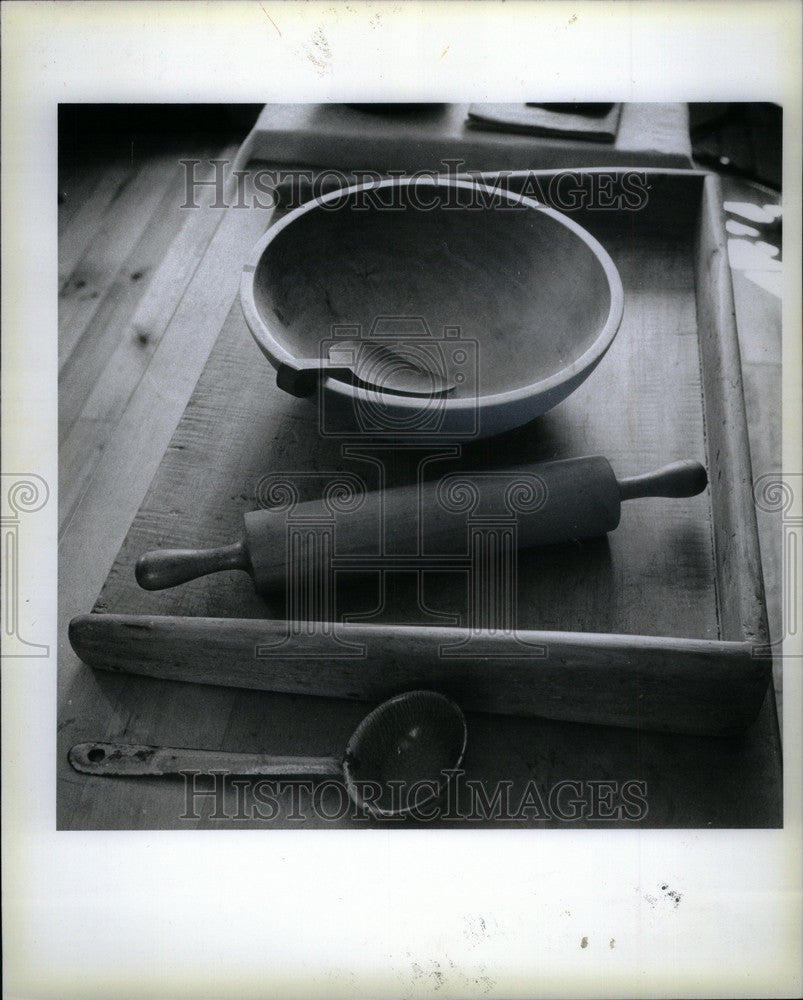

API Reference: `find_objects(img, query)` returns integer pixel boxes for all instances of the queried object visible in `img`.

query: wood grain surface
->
[238,103,693,172]
[92,176,719,640]
[58,144,240,536]
[58,161,782,829]
[69,614,769,735]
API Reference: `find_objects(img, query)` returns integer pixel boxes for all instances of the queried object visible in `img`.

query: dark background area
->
[59,102,783,190]
[689,101,782,189]
[58,104,263,166]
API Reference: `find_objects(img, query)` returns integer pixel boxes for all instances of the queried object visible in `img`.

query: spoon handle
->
[276,361,353,397]
[69,742,342,778]
[276,341,456,398]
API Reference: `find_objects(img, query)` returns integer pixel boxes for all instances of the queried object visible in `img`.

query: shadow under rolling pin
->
[135,457,707,596]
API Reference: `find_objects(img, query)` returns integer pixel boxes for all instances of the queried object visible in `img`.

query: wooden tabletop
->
[57,109,783,830]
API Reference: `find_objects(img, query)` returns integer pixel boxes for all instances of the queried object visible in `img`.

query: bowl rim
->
[240,175,624,412]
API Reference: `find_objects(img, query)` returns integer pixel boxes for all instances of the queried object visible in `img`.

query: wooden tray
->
[235,103,692,172]
[59,168,781,829]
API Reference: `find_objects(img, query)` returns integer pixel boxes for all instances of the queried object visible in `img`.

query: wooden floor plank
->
[58,144,238,536]
[59,183,236,530]
[57,152,180,372]
[58,159,112,237]
[59,156,198,433]
[59,145,237,428]
[57,158,137,285]
[58,198,274,828]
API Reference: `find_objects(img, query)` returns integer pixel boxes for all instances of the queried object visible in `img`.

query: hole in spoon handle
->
[618,460,708,501]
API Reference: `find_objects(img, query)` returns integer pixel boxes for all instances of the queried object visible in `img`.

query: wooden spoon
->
[276,340,457,398]
[69,690,467,819]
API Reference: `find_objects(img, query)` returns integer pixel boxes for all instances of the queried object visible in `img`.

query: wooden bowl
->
[241,177,623,437]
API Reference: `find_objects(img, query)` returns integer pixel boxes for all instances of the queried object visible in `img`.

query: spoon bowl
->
[344,690,468,817]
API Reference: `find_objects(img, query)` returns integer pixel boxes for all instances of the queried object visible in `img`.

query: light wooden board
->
[59,148,217,438]
[69,614,768,734]
[57,156,275,830]
[57,169,781,829]
[58,158,139,279]
[238,103,692,172]
[58,158,123,239]
[58,153,183,370]
[720,174,784,718]
[94,229,717,638]
[58,145,239,536]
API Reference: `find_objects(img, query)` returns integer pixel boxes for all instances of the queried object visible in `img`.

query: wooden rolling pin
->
[135,457,707,595]
[67,614,769,734]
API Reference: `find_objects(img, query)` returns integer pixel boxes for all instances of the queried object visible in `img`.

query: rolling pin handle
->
[617,460,708,502]
[135,540,250,591]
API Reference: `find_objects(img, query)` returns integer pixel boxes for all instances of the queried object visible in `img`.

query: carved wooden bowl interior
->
[241,177,624,435]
